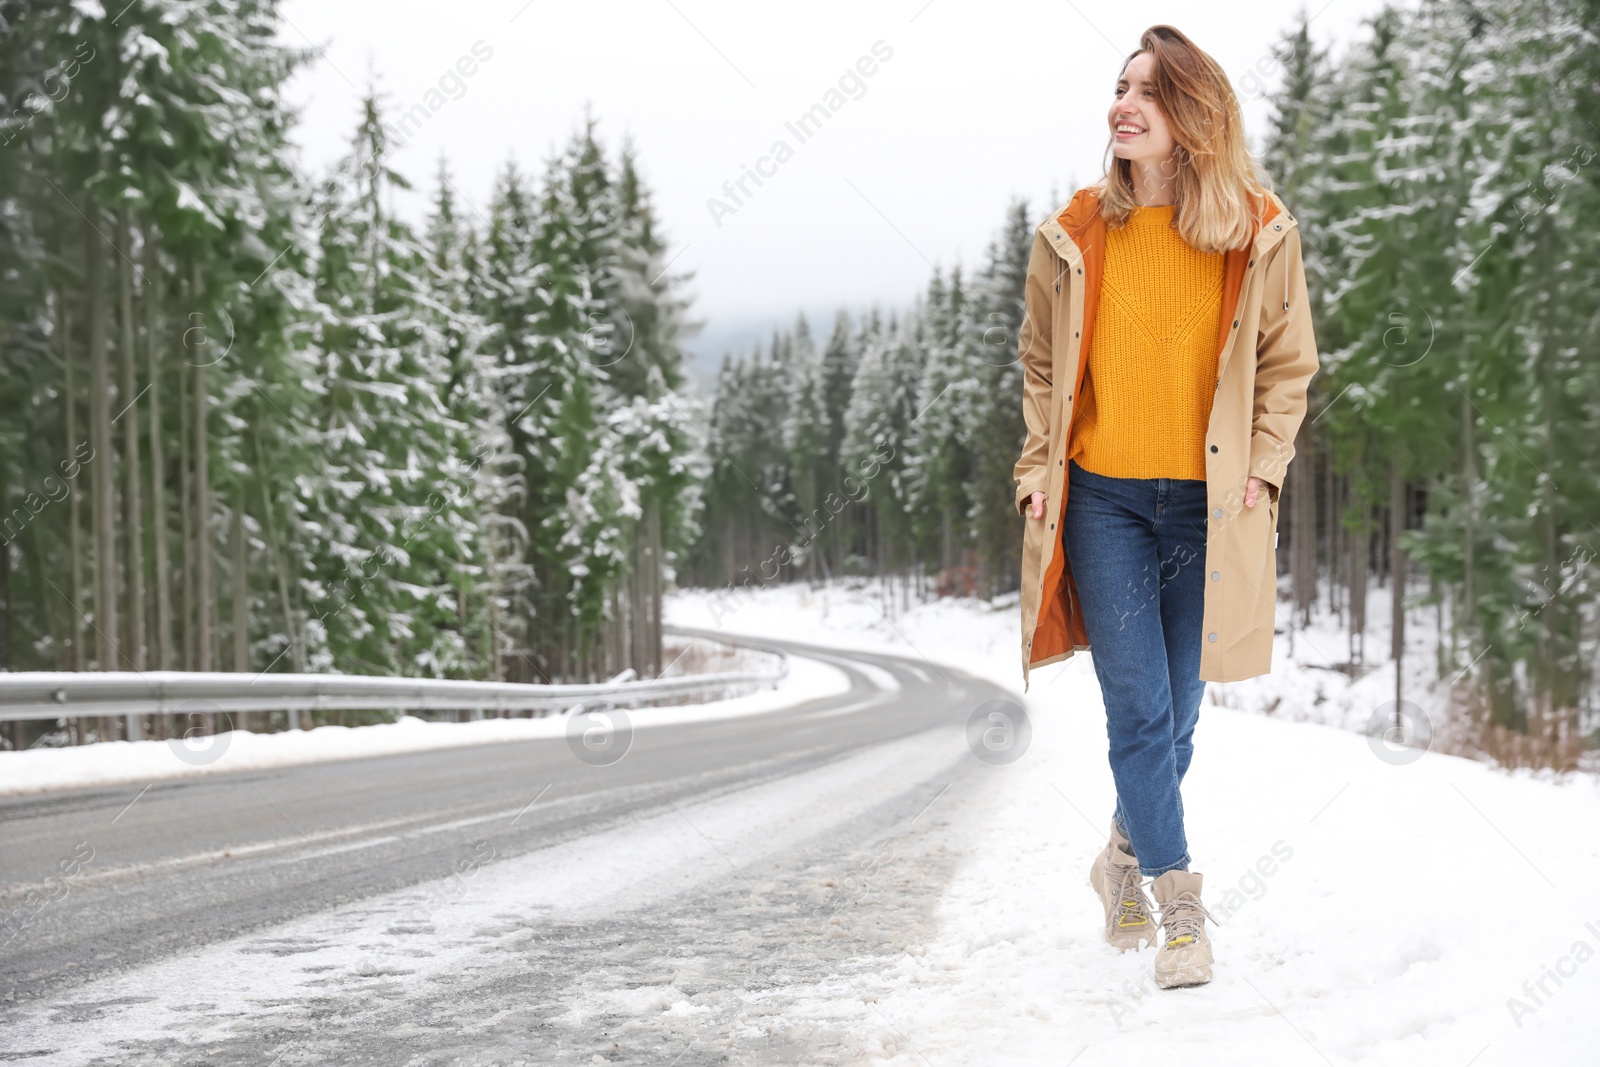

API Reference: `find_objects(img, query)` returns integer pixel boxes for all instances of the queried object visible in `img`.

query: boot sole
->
[1155,963,1213,988]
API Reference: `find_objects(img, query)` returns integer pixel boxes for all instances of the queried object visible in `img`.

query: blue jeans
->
[1063,457,1209,877]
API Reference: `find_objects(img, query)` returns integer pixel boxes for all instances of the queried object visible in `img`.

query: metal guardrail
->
[0,634,788,725]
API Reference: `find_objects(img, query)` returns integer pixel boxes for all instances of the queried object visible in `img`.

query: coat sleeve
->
[1013,230,1056,516]
[1249,225,1320,503]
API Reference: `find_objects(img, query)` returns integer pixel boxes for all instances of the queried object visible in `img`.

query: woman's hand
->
[1027,491,1046,520]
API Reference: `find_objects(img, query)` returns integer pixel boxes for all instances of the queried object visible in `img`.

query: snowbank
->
[861,658,1600,1066]
[668,579,1600,1066]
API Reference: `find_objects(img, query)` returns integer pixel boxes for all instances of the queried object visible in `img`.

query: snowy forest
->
[687,2,1599,760]
[0,0,706,736]
[0,0,1596,761]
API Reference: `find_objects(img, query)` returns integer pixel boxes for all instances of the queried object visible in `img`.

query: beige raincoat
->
[1014,186,1321,691]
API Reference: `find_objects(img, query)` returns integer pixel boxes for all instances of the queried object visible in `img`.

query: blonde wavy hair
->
[1094,24,1273,254]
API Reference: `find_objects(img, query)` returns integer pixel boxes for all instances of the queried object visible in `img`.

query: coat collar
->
[1037,184,1297,390]
[1037,185,1294,262]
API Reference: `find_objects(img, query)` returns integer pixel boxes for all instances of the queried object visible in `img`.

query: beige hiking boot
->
[1150,869,1216,988]
[1087,820,1155,950]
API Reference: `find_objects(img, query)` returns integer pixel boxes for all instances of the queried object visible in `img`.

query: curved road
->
[0,630,1017,1066]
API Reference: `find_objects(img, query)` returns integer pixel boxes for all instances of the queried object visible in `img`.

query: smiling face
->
[1108,51,1177,169]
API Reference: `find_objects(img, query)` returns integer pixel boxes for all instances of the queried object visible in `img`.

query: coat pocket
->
[1230,492,1274,576]
[1021,508,1047,577]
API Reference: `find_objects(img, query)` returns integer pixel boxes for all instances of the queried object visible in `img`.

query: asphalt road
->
[0,630,1018,1066]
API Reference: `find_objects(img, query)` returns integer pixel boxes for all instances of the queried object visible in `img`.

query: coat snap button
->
[1232,320,1239,328]
[1074,331,1080,337]
[1210,445,1218,453]
[1077,268,1082,274]
[1274,223,1281,229]
[1248,259,1254,266]
[1055,284,1061,292]
[1210,571,1220,581]
[1212,509,1224,519]
[1049,523,1054,530]
[1208,632,1218,642]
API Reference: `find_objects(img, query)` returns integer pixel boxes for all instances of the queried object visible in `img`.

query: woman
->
[1012,25,1320,990]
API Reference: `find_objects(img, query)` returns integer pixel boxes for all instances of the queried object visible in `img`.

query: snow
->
[173,180,224,230]
[664,578,1600,1065]
[858,668,1600,1066]
[0,723,956,1066]
[8,578,1597,1063]
[0,653,851,797]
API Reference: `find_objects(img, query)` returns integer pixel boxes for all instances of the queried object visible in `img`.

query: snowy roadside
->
[0,653,855,798]
[666,579,1600,1066]
[664,580,1024,693]
[0,723,963,1067]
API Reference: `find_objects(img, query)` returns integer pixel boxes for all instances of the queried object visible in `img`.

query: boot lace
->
[1103,857,1152,934]
[1159,890,1220,949]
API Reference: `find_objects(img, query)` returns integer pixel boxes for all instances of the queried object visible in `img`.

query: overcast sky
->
[278,0,1396,387]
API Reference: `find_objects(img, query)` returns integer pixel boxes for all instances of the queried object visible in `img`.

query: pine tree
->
[302,92,485,682]
[961,201,1033,596]
[842,305,922,576]
[905,267,980,578]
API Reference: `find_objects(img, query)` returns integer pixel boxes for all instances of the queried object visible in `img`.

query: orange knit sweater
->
[1066,203,1224,481]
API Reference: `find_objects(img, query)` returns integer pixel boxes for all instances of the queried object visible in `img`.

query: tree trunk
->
[1292,436,1317,627]
[629,517,646,675]
[179,352,193,671]
[1535,218,1569,713]
[1330,469,1343,628]
[87,209,120,741]
[1349,498,1368,670]
[488,525,502,681]
[649,498,663,675]
[1433,567,1446,680]
[192,263,213,672]
[255,432,303,675]
[1,522,10,675]
[85,210,121,717]
[1459,384,1475,677]
[59,280,86,673]
[118,209,147,676]
[1390,458,1406,711]
[232,495,248,672]
[144,228,173,674]
[232,495,249,732]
